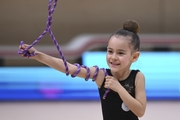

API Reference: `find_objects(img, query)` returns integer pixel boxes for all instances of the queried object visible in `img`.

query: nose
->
[111,53,117,60]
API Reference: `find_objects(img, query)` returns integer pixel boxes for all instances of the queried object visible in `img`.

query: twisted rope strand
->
[17,0,110,99]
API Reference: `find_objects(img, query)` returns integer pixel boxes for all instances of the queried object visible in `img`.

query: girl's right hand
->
[18,43,38,58]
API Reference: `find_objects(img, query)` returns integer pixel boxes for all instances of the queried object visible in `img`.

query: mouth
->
[110,62,120,66]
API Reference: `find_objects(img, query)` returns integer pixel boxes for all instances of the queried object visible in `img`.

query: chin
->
[110,67,120,73]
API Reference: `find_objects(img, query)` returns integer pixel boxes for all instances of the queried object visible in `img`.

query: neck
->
[112,69,131,81]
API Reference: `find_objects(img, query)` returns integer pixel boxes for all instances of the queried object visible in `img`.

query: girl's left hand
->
[104,76,121,92]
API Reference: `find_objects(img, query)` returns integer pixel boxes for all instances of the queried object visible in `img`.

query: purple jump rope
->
[18,0,110,99]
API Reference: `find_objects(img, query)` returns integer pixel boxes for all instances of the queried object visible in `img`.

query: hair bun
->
[123,19,140,34]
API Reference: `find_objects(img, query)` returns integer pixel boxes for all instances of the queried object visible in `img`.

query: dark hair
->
[110,19,140,51]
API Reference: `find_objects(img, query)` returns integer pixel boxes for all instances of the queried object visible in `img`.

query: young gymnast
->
[19,19,146,120]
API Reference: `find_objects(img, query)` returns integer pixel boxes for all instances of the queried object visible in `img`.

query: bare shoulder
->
[94,69,106,88]
[136,71,145,81]
[135,71,145,87]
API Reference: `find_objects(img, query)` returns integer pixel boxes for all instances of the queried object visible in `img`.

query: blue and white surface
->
[0,51,180,100]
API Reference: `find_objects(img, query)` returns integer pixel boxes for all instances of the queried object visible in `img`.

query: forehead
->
[108,36,131,50]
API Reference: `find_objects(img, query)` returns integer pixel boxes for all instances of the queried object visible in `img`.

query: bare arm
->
[19,44,105,88]
[104,72,146,117]
[117,72,146,117]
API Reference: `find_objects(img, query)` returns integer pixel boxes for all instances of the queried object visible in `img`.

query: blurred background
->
[0,0,180,120]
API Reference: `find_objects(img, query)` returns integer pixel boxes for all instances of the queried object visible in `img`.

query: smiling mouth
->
[110,62,120,66]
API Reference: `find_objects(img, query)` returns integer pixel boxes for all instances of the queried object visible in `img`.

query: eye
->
[118,52,124,55]
[107,50,113,54]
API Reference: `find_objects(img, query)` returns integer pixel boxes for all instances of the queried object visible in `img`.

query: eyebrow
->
[107,47,126,52]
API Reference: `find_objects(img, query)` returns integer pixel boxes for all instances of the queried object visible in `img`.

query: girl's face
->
[106,36,138,73]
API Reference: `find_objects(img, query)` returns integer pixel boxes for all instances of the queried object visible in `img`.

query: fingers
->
[105,76,118,88]
[18,42,34,58]
[19,43,29,50]
[105,76,116,82]
[18,44,28,54]
[106,76,118,80]
[22,44,29,49]
[105,76,112,88]
[105,76,112,80]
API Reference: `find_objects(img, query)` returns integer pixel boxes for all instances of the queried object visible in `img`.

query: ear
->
[132,51,140,62]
